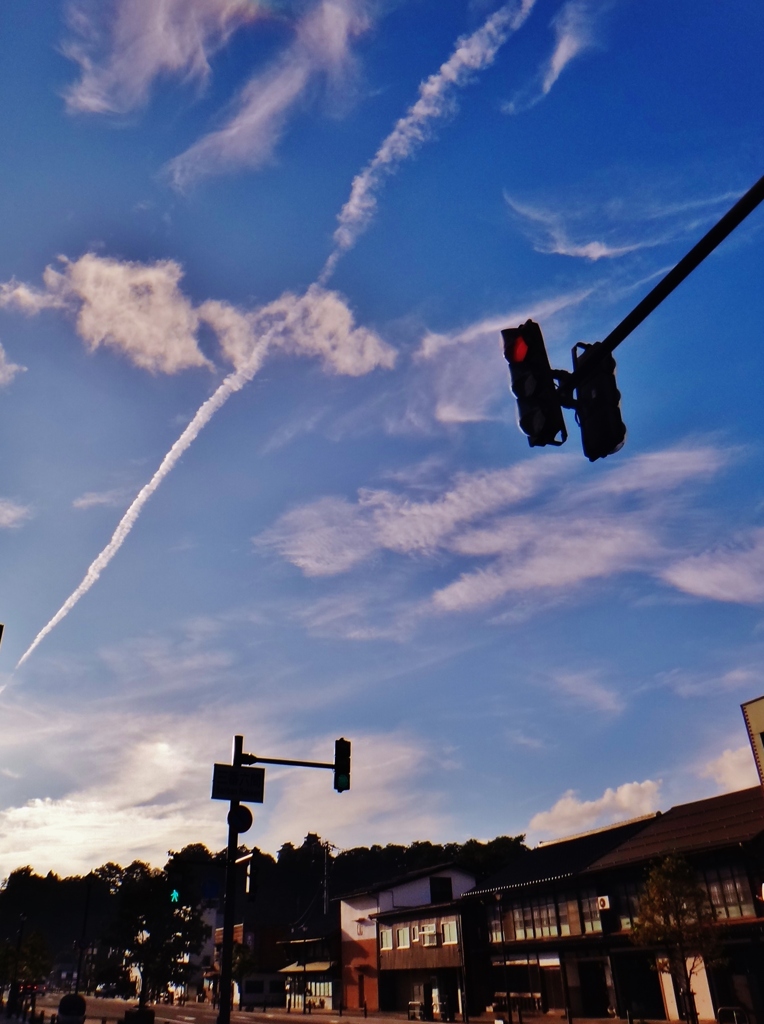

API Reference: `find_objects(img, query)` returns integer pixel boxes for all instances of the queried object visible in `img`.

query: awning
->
[279,962,334,974]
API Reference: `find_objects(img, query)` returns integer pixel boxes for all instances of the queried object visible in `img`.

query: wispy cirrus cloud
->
[503,0,614,116]
[528,778,661,840]
[166,0,370,190]
[505,195,651,261]
[662,528,764,604]
[72,488,131,510]
[319,0,537,282]
[62,0,263,115]
[258,442,730,620]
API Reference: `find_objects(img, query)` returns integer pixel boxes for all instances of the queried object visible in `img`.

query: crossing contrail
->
[16,0,535,667]
[16,346,268,668]
[319,0,536,284]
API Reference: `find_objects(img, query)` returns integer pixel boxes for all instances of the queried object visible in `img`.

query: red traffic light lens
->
[511,336,528,363]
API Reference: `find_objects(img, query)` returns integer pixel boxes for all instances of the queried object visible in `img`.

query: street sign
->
[211,763,265,803]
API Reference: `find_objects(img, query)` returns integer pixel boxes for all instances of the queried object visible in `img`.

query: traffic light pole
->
[218,735,244,1024]
[592,173,764,365]
[214,737,350,1024]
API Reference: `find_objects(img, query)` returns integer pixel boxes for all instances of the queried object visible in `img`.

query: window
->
[356,924,364,936]
[396,926,410,949]
[488,905,504,944]
[430,877,453,903]
[614,882,641,931]
[421,924,438,947]
[411,925,419,942]
[703,864,755,919]
[508,896,559,940]
[580,890,603,934]
[379,928,392,950]
[442,920,458,945]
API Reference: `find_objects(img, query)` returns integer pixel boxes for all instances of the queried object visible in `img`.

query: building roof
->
[588,785,764,871]
[338,862,470,900]
[470,818,653,896]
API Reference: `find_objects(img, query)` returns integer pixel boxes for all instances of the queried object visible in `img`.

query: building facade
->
[340,867,476,1012]
[471,787,764,1022]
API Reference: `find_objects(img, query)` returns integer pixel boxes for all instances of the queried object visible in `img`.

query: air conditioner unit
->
[597,896,610,911]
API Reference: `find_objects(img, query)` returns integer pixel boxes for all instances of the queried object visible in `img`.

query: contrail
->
[319,0,537,284]
[16,345,268,668]
[17,1,535,667]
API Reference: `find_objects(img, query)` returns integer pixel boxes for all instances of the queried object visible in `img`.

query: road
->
[36,996,401,1024]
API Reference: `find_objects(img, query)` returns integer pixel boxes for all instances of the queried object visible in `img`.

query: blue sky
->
[1,0,763,876]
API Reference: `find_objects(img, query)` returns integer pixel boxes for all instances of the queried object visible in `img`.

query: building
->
[470,786,764,1021]
[340,865,476,1012]
[279,932,339,1011]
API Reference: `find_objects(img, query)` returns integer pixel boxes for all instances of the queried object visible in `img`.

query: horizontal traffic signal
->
[502,320,567,448]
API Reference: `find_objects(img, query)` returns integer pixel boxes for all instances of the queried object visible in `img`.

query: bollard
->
[363,1003,368,1019]
[338,1004,342,1018]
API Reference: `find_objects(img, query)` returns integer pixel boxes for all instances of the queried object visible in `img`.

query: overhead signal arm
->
[502,173,764,461]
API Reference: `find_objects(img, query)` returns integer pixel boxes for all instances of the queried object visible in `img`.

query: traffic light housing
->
[502,320,567,447]
[334,738,351,793]
[573,342,626,461]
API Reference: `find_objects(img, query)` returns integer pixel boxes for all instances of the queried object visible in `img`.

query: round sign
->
[228,804,254,833]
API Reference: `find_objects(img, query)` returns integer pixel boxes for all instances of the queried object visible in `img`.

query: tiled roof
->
[470,818,652,896]
[588,786,764,871]
[338,862,467,900]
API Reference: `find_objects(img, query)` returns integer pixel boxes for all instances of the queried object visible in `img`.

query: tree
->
[631,856,721,1024]
[108,862,209,1008]
[231,942,259,1009]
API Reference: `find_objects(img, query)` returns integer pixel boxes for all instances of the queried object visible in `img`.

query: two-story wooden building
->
[340,865,476,1013]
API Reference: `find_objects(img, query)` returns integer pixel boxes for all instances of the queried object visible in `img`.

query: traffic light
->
[334,738,351,793]
[502,320,567,447]
[573,342,626,461]
[167,870,182,906]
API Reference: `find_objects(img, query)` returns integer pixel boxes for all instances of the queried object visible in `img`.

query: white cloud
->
[662,529,764,604]
[260,441,732,617]
[257,731,450,852]
[166,0,369,189]
[503,0,611,115]
[320,0,537,281]
[72,488,129,510]
[505,195,650,261]
[415,288,592,360]
[0,343,25,387]
[528,779,661,840]
[552,671,624,714]
[699,746,759,793]
[0,499,32,529]
[1,254,210,375]
[62,0,262,114]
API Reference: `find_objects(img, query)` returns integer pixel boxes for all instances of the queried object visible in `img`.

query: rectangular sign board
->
[211,764,265,803]
[741,696,764,786]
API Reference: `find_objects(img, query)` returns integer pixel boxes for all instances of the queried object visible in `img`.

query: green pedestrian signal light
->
[334,738,351,793]
[170,888,180,903]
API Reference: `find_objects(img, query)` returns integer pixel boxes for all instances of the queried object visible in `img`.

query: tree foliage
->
[106,861,209,1007]
[631,856,721,1024]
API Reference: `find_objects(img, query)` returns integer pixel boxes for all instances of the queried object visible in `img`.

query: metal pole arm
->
[601,173,764,356]
[241,753,334,770]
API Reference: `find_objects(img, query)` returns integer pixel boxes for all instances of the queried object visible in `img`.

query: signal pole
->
[212,736,351,1024]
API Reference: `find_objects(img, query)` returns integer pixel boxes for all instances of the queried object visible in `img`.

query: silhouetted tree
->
[108,862,209,1007]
